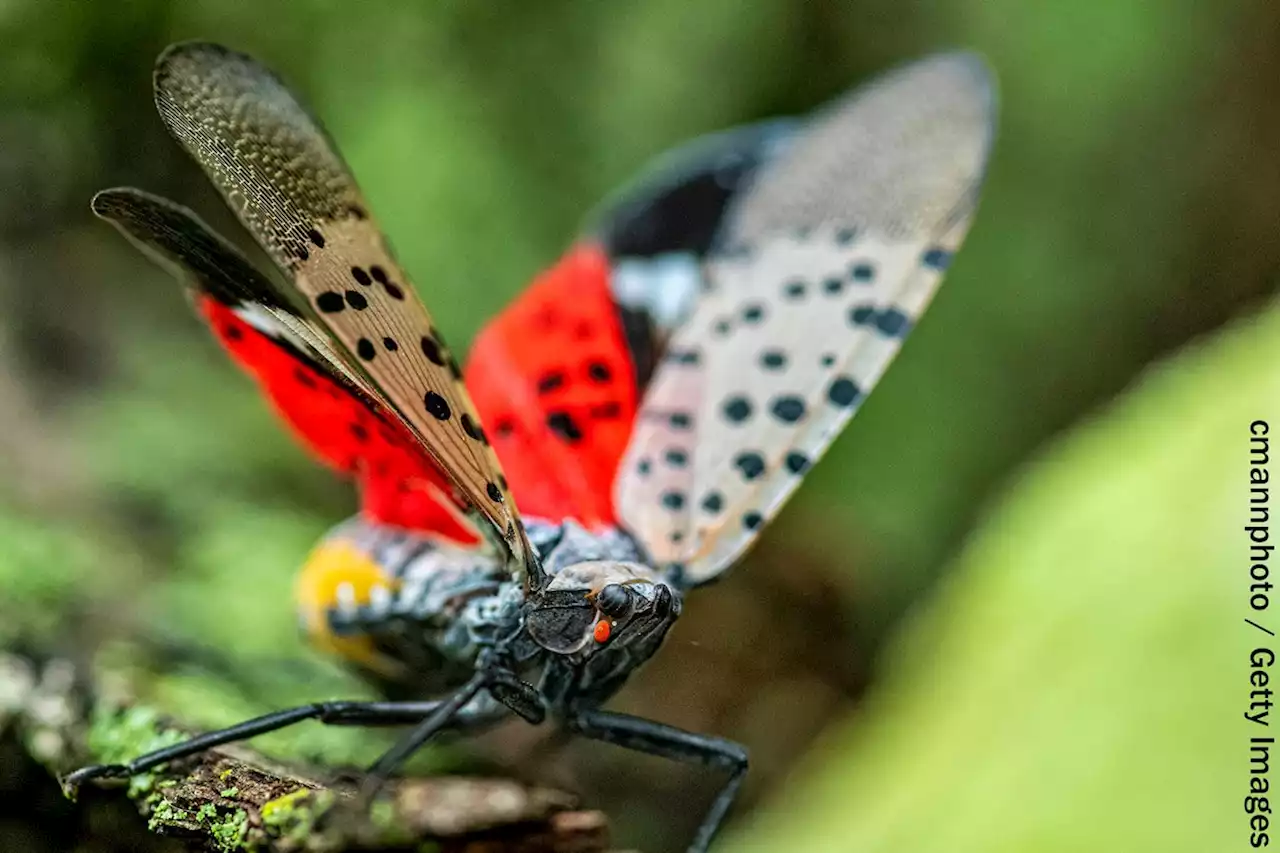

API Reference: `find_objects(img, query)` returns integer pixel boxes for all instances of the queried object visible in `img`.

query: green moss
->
[220,786,239,797]
[146,797,189,831]
[178,800,250,852]
[84,704,186,800]
[261,787,334,846]
[208,808,249,851]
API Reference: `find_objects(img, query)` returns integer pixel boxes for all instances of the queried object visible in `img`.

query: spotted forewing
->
[151,42,532,577]
[615,53,995,585]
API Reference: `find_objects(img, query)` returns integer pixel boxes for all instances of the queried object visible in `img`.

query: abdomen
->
[295,517,510,695]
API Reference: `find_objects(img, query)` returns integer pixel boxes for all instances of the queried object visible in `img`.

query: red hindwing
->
[198,243,639,534]
[466,244,638,528]
[198,296,478,543]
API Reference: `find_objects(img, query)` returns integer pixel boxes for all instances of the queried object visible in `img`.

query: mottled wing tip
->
[89,186,196,251]
[151,40,287,142]
[153,42,248,121]
[917,49,998,101]
[149,39,364,271]
[89,185,302,317]
[90,186,143,220]
[905,49,999,143]
[726,49,999,242]
[153,40,250,93]
[91,186,207,246]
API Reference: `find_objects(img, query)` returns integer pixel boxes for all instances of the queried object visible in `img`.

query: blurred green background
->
[0,0,1264,850]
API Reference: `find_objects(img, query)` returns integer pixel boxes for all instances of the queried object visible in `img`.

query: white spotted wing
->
[615,53,996,585]
[152,42,533,578]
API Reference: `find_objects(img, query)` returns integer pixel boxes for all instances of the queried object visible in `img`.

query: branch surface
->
[0,651,612,852]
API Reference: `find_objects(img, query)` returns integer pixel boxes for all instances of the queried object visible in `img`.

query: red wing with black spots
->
[466,245,638,529]
[464,120,796,531]
[93,188,478,543]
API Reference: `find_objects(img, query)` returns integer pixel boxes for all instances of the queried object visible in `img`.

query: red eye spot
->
[593,620,612,643]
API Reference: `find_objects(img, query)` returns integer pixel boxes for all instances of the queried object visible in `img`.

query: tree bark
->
[0,650,612,852]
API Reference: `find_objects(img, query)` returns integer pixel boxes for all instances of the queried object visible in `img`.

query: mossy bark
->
[0,650,610,852]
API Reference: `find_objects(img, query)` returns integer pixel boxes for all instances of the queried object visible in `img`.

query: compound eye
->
[595,583,633,619]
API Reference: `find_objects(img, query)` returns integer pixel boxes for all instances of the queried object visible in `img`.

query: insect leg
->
[360,671,489,798]
[568,710,748,853]
[63,699,453,791]
[486,668,547,724]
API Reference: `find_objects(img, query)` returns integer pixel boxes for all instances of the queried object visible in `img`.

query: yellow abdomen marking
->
[295,539,403,677]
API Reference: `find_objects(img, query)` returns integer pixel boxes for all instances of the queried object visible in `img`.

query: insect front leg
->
[486,666,547,724]
[357,664,550,802]
[62,698,466,794]
[568,709,748,853]
[359,671,490,799]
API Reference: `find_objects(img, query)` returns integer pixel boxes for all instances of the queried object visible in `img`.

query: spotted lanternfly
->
[64,42,995,852]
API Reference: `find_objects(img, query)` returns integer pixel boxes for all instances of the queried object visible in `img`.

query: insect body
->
[65,42,995,853]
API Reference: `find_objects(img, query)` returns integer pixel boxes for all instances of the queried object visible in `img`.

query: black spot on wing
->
[770,395,806,424]
[424,391,452,420]
[316,291,344,313]
[420,336,446,365]
[733,451,766,481]
[461,413,486,443]
[587,360,612,382]
[876,308,911,337]
[785,451,811,474]
[721,395,752,424]
[547,411,583,442]
[849,305,875,327]
[922,247,951,269]
[827,376,861,408]
[538,371,566,394]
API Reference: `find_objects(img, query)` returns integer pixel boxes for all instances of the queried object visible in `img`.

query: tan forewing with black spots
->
[152,41,530,575]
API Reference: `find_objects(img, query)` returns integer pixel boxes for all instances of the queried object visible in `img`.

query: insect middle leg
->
[358,668,548,799]
[568,709,748,853]
[63,694,492,791]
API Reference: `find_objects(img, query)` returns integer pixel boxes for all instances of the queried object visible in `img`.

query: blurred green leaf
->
[725,293,1267,852]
